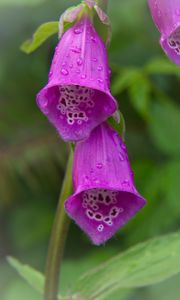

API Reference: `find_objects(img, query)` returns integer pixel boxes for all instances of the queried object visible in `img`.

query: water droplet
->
[76,69,81,74]
[119,154,124,161]
[49,71,53,78]
[121,143,126,151]
[96,163,103,169]
[91,36,96,42]
[70,46,81,53]
[94,178,100,184]
[77,58,83,66]
[98,66,103,71]
[62,62,66,67]
[98,78,103,84]
[122,180,130,188]
[69,63,73,69]
[74,28,83,34]
[81,74,86,79]
[108,68,112,75]
[61,68,69,76]
[92,57,97,62]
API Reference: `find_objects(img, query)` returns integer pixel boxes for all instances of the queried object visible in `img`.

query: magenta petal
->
[65,123,146,245]
[148,0,180,65]
[36,17,117,141]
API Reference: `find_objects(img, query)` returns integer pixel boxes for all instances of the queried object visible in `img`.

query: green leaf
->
[7,257,44,294]
[149,101,180,156]
[73,231,180,300]
[112,69,151,119]
[145,57,180,77]
[128,72,151,119]
[112,68,138,95]
[20,22,58,54]
[7,257,70,300]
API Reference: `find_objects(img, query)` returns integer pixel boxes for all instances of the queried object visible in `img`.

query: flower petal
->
[148,0,180,65]
[37,17,117,141]
[65,122,146,245]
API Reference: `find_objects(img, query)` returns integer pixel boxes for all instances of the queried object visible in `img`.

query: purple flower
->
[148,0,180,66]
[65,122,146,245]
[37,17,117,142]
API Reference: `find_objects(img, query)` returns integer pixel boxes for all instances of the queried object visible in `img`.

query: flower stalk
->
[44,149,73,300]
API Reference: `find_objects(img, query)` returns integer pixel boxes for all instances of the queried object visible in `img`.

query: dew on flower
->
[70,46,81,53]
[122,180,130,188]
[91,36,97,42]
[77,58,83,66]
[97,78,103,84]
[97,66,103,71]
[61,68,69,76]
[74,28,83,34]
[96,162,103,169]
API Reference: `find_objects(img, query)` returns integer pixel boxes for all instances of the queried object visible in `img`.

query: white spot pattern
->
[57,85,95,125]
[83,189,124,231]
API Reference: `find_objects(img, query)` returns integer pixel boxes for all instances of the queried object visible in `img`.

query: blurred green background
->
[0,0,180,299]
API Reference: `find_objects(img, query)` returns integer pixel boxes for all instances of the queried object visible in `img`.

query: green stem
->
[44,149,73,300]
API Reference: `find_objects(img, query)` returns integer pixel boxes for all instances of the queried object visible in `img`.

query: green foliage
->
[8,232,180,300]
[7,257,44,294]
[149,101,180,156]
[145,57,180,77]
[0,0,44,5]
[73,232,180,299]
[1,1,180,300]
[21,22,58,54]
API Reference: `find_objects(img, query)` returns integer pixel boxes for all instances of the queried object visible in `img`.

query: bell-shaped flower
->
[148,0,180,66]
[65,122,146,245]
[37,17,117,141]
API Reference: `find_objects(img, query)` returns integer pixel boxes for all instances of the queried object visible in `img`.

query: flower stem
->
[44,149,73,300]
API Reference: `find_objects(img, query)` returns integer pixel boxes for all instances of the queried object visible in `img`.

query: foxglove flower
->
[37,17,117,142]
[148,0,180,66]
[65,122,146,245]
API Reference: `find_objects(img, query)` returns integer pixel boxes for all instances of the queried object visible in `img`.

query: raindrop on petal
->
[98,66,103,71]
[61,68,69,76]
[74,28,83,34]
[96,163,103,169]
[77,58,83,66]
[98,78,103,84]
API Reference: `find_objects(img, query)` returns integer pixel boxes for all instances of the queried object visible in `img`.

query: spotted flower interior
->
[82,189,123,232]
[39,82,116,141]
[65,187,145,245]
[57,85,94,126]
